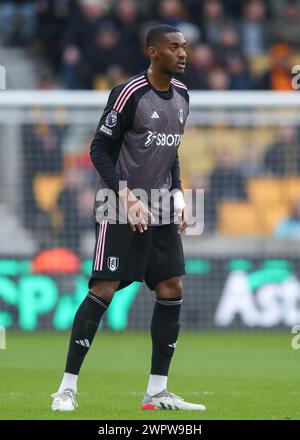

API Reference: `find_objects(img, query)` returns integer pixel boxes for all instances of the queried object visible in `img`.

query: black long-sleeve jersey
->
[90,70,189,224]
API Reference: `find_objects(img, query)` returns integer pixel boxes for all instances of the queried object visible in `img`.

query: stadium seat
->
[247,178,283,205]
[260,203,290,234]
[33,174,63,212]
[282,177,300,205]
[218,201,260,235]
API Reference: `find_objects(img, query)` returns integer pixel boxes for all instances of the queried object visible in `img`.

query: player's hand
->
[174,191,187,234]
[119,187,155,233]
[127,199,154,233]
[178,207,187,234]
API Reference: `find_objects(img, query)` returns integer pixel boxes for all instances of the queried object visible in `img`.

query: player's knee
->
[155,276,183,299]
[89,279,119,303]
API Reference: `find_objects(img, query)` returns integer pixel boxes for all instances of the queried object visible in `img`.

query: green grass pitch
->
[0,331,299,420]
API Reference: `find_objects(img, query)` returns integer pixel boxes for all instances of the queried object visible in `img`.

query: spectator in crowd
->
[273,0,300,50]
[226,53,253,90]
[21,110,67,229]
[222,0,244,18]
[264,126,300,176]
[0,0,36,45]
[257,43,294,90]
[1,0,300,92]
[35,0,75,74]
[175,21,201,49]
[238,144,263,177]
[207,148,247,229]
[214,27,243,66]
[207,66,230,90]
[77,186,95,231]
[157,0,190,27]
[199,0,232,45]
[93,65,128,90]
[184,43,214,89]
[73,135,98,187]
[57,166,85,252]
[23,114,66,173]
[274,199,300,239]
[85,21,126,89]
[125,20,152,73]
[35,70,59,90]
[112,0,141,74]
[61,0,110,88]
[239,0,271,58]
[209,148,247,200]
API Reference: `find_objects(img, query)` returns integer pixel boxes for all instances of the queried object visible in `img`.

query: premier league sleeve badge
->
[105,110,118,128]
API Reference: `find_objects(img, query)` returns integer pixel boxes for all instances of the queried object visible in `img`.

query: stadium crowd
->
[2,0,300,249]
[0,0,299,90]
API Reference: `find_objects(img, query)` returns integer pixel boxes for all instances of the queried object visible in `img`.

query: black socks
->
[65,292,109,375]
[150,297,182,376]
[65,292,182,377]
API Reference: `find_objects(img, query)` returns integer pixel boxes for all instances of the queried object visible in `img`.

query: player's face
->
[156,32,187,76]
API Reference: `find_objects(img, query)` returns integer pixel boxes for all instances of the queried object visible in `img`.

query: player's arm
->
[171,153,187,234]
[170,153,182,192]
[90,134,120,194]
[90,85,129,193]
[172,88,189,234]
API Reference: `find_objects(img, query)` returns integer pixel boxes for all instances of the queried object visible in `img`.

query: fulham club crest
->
[105,110,118,128]
[107,256,119,272]
[178,109,184,124]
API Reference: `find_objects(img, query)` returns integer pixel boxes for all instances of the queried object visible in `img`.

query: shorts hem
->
[89,274,143,291]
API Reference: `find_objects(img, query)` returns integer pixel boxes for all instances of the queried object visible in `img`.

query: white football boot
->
[142,389,206,411]
[51,388,78,411]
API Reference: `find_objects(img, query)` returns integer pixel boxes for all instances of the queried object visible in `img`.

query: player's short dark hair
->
[146,24,181,48]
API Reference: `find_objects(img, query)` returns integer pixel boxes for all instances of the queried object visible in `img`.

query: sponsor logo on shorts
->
[107,256,119,272]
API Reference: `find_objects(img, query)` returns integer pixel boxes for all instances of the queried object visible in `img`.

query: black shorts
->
[89,221,185,291]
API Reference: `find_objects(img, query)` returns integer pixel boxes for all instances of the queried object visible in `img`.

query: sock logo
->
[75,339,90,347]
[168,342,177,349]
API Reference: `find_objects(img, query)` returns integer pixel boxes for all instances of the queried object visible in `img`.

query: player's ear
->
[148,46,158,60]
